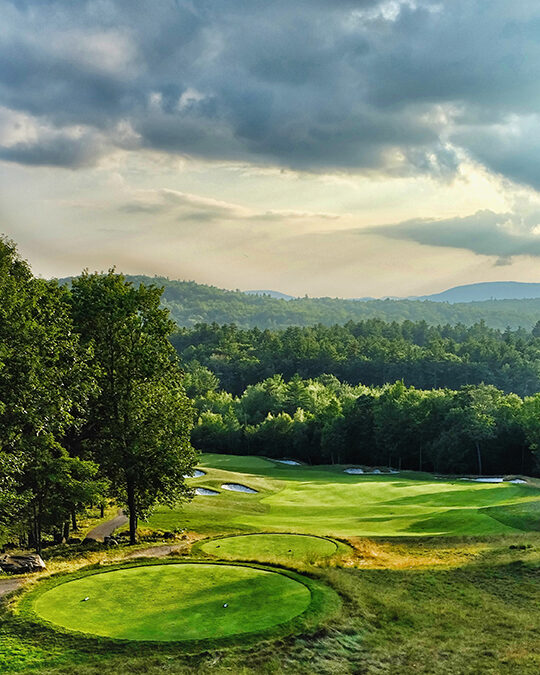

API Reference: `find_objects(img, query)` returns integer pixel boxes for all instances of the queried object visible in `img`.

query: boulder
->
[0,553,46,574]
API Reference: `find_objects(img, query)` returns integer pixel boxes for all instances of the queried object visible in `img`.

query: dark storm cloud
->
[0,131,105,167]
[1,0,540,184]
[364,210,540,261]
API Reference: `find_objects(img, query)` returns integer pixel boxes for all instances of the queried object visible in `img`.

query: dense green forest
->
[176,321,540,476]
[172,320,540,396]
[186,366,540,476]
[123,275,540,331]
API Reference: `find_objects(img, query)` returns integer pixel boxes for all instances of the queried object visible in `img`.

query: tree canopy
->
[0,244,196,551]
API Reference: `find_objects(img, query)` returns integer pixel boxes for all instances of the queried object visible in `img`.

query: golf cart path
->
[125,543,189,559]
[0,577,24,597]
[86,509,128,542]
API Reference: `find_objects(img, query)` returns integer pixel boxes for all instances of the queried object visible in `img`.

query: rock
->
[162,531,175,540]
[104,536,118,547]
[0,553,46,574]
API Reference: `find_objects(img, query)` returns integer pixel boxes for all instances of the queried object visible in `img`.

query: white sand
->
[509,478,527,484]
[221,483,258,494]
[195,487,219,496]
[461,477,504,483]
[275,459,301,465]
[184,469,206,479]
[345,467,398,475]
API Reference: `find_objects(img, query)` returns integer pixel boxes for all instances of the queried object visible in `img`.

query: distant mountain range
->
[58,275,540,330]
[245,282,540,304]
[416,281,540,303]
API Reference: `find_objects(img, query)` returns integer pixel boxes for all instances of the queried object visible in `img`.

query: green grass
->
[197,533,339,563]
[2,453,540,674]
[31,563,312,642]
[3,545,539,674]
[149,454,540,537]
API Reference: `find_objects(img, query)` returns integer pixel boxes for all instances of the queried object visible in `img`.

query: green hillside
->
[120,275,540,330]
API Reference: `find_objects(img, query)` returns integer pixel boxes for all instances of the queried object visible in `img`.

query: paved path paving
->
[125,543,188,559]
[85,509,128,542]
[0,577,24,598]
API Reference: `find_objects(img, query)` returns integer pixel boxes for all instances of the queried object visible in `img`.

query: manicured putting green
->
[201,533,338,561]
[33,563,311,642]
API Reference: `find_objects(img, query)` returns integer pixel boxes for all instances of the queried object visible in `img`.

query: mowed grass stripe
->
[148,454,540,537]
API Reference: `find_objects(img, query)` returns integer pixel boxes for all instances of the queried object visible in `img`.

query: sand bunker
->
[221,483,258,494]
[275,459,301,465]
[195,487,219,496]
[184,469,206,479]
[460,477,528,484]
[345,467,396,475]
[461,477,504,483]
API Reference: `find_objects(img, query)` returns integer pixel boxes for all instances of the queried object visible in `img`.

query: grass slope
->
[149,454,540,537]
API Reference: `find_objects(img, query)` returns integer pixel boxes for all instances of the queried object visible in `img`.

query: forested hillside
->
[122,276,540,331]
[172,320,540,396]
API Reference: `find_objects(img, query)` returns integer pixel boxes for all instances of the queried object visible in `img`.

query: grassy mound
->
[198,533,339,562]
[149,454,540,537]
[31,563,313,642]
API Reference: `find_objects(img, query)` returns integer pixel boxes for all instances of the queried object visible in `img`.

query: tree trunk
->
[127,479,137,545]
[100,503,105,518]
[35,502,42,555]
[71,510,78,531]
[476,441,483,475]
[63,520,70,542]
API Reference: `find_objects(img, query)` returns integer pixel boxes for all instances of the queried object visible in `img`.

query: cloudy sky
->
[2,0,540,297]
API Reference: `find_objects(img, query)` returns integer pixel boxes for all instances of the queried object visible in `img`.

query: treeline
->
[121,275,540,331]
[187,371,540,476]
[172,320,540,397]
[0,239,196,552]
